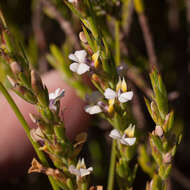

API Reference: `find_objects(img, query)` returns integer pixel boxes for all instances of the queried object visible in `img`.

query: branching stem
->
[0,82,59,190]
[107,140,116,190]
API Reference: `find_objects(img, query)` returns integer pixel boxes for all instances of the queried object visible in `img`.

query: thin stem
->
[41,0,80,49]
[115,20,120,66]
[0,82,59,190]
[186,0,190,63]
[133,0,159,70]
[138,14,158,70]
[81,182,88,190]
[107,140,116,190]
[171,166,190,190]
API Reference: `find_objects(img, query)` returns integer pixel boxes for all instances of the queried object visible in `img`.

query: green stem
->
[81,182,88,190]
[115,20,120,66]
[0,82,59,190]
[107,140,116,190]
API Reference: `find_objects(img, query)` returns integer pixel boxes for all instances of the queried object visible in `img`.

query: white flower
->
[104,88,133,103]
[69,158,93,178]
[124,123,135,137]
[109,129,136,146]
[92,50,100,68]
[49,88,65,110]
[104,77,133,104]
[84,105,102,115]
[69,50,90,75]
[68,0,77,3]
[49,88,65,102]
[30,127,44,142]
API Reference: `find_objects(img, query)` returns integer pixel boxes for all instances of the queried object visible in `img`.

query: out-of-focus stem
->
[138,14,158,70]
[107,140,116,190]
[134,0,159,70]
[186,0,190,64]
[81,182,88,190]
[171,166,190,190]
[115,20,120,66]
[126,68,153,98]
[0,82,59,190]
[41,0,80,49]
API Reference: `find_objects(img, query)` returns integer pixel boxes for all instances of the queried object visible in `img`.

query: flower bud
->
[79,31,87,43]
[108,99,115,114]
[92,51,100,68]
[121,77,127,92]
[7,75,17,87]
[31,70,43,93]
[10,61,21,75]
[29,113,38,124]
[91,74,100,82]
[155,125,163,137]
[30,127,44,142]
[116,77,122,92]
[163,152,172,164]
[31,70,49,106]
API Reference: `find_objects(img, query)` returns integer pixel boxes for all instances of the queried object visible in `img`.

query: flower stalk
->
[0,81,60,190]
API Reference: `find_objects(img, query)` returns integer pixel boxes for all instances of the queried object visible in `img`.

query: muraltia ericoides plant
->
[0,0,183,190]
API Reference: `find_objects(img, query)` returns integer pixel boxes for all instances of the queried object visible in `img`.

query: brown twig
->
[41,0,80,49]
[171,166,190,189]
[123,0,134,37]
[186,0,190,64]
[120,0,134,56]
[131,84,147,129]
[126,68,153,99]
[167,0,179,31]
[138,13,159,71]
[32,0,48,73]
[167,178,172,190]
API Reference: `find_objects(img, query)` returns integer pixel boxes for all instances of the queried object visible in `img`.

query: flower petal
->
[85,105,102,115]
[69,62,79,73]
[68,0,76,3]
[30,128,44,142]
[124,124,135,137]
[69,165,81,176]
[118,91,133,103]
[49,88,60,100]
[120,137,136,146]
[55,89,65,101]
[77,63,90,75]
[49,88,65,103]
[69,53,79,62]
[104,88,117,100]
[75,50,87,63]
[109,129,122,140]
[80,167,93,177]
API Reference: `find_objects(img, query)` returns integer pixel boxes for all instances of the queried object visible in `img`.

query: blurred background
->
[0,0,189,189]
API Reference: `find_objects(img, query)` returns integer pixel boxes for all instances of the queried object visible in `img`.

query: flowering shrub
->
[0,0,184,190]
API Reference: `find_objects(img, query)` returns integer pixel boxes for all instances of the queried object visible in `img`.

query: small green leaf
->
[150,136,162,165]
[116,158,130,178]
[158,164,172,180]
[50,44,72,78]
[63,0,84,18]
[138,145,155,177]
[134,0,144,14]
[151,135,164,153]
[151,175,164,190]
[82,25,97,51]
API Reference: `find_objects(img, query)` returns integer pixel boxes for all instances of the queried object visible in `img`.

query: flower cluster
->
[49,88,65,111]
[0,1,181,189]
[109,124,136,146]
[69,158,93,180]
[69,50,90,75]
